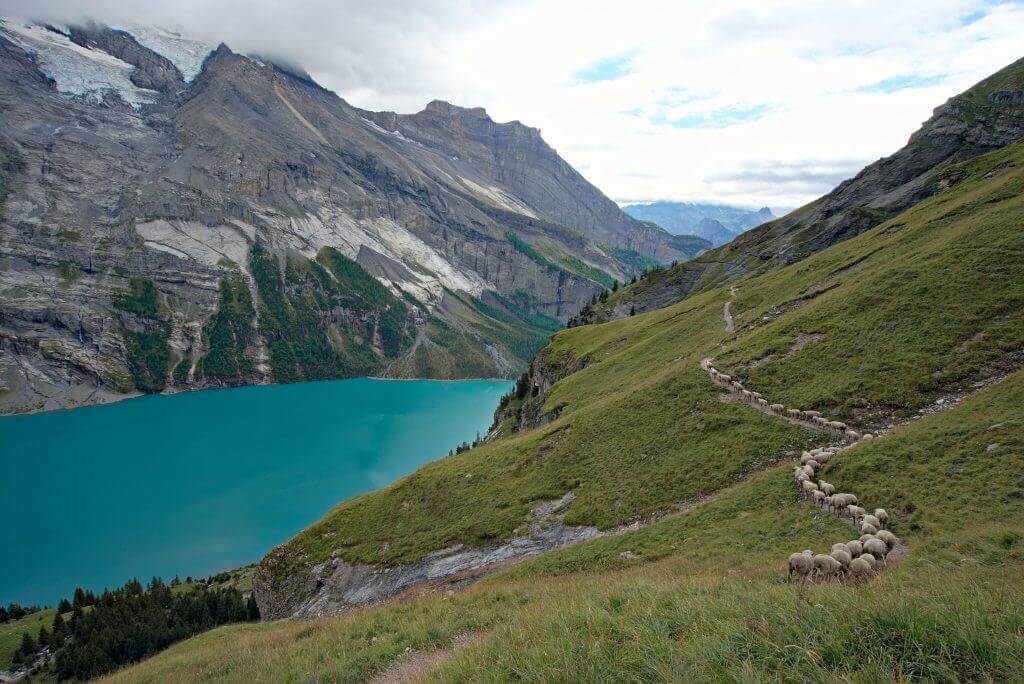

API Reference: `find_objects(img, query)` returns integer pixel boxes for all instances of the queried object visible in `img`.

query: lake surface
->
[0,378,510,605]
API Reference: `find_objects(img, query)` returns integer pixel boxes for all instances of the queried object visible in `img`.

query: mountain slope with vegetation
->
[579,55,1024,323]
[69,61,1024,684]
[223,134,1024,629]
[0,19,703,414]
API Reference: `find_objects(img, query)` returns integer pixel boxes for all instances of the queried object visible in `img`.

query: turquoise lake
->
[0,378,510,605]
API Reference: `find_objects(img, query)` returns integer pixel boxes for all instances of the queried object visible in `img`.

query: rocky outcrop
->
[255,516,599,620]
[0,20,703,413]
[587,56,1024,323]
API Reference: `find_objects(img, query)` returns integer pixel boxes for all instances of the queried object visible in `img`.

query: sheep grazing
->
[830,548,852,572]
[742,389,753,399]
[802,464,816,477]
[813,554,843,581]
[757,398,769,407]
[873,508,889,525]
[719,374,731,382]
[804,410,822,418]
[876,529,898,550]
[862,514,881,529]
[800,452,816,465]
[863,538,887,560]
[859,533,876,543]
[860,522,879,536]
[829,421,847,431]
[862,433,875,440]
[801,480,819,496]
[795,471,809,484]
[845,429,861,440]
[770,403,785,413]
[831,542,851,554]
[751,392,763,400]
[812,490,827,505]
[846,539,863,557]
[818,481,836,496]
[858,553,879,570]
[788,550,814,582]
[815,451,832,464]
[829,494,848,514]
[849,556,874,580]
[847,505,866,524]
[787,409,801,417]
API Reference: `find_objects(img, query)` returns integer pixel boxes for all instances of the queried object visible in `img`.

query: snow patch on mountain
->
[0,19,158,109]
[120,25,214,82]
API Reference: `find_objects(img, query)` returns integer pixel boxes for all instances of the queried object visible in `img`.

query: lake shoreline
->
[1,374,514,419]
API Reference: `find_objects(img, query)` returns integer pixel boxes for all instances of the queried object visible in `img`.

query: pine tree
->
[73,587,86,608]
[0,606,7,623]
[630,305,636,316]
[37,625,49,647]
[612,280,619,292]
[17,631,36,663]
[57,598,72,614]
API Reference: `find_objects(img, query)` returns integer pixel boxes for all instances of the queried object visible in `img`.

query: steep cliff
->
[0,20,706,413]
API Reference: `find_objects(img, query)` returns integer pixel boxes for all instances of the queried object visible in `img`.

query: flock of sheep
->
[701,358,900,584]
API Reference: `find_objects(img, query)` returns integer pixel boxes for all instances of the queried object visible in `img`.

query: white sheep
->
[830,548,852,572]
[849,556,874,581]
[815,451,832,464]
[860,522,879,536]
[876,529,898,550]
[802,464,816,477]
[770,403,785,413]
[800,453,817,465]
[863,538,887,560]
[847,505,866,524]
[830,421,847,431]
[812,490,827,506]
[757,398,769,407]
[828,494,848,514]
[787,409,801,417]
[862,514,881,529]
[795,471,809,484]
[751,392,763,399]
[859,533,876,543]
[862,433,875,440]
[720,374,731,382]
[805,411,822,418]
[801,480,819,495]
[788,550,814,582]
[845,429,861,440]
[813,553,843,581]
[831,542,851,554]
[818,481,836,496]
[873,508,889,525]
[858,552,879,570]
[846,539,864,557]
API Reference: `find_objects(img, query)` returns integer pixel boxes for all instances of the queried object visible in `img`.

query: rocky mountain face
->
[586,56,1024,323]
[0,20,705,414]
[622,201,773,246]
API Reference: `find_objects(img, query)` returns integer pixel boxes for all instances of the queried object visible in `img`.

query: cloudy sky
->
[10,0,1024,212]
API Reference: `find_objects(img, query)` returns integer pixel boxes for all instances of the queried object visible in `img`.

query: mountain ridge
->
[0,19,707,414]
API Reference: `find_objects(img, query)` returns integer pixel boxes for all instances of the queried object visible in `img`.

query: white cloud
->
[6,0,1024,210]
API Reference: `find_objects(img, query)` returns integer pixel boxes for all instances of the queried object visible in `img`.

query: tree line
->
[10,577,258,680]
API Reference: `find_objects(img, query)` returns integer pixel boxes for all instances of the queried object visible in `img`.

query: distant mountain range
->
[622,202,774,246]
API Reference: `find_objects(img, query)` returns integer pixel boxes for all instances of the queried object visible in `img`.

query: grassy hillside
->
[0,608,56,670]
[107,369,1024,681]
[111,143,1024,680]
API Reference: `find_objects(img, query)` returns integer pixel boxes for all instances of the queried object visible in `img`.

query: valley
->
[1,8,1022,683]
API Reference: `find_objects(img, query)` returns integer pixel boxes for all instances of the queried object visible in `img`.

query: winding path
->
[700,348,902,583]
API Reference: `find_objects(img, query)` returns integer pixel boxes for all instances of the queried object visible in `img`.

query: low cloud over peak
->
[6,0,1024,209]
